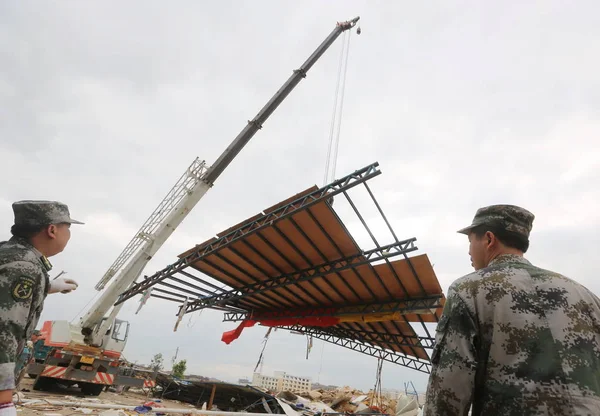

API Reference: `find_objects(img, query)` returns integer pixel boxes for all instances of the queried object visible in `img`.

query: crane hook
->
[357,26,362,35]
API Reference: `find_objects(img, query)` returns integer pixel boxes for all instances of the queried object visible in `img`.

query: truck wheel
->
[33,376,55,391]
[81,382,105,396]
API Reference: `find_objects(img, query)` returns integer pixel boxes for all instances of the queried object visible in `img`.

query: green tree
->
[150,353,164,372]
[172,359,187,379]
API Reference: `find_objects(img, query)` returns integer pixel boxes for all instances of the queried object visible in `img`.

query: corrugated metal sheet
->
[122,164,444,367]
[176,197,443,361]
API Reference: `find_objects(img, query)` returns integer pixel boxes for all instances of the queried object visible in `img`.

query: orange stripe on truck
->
[41,366,67,378]
[94,372,115,385]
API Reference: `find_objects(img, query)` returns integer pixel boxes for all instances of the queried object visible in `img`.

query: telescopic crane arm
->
[203,16,360,185]
[79,16,360,347]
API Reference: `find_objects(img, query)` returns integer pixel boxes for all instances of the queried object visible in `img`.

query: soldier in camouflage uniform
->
[424,204,600,415]
[0,201,83,416]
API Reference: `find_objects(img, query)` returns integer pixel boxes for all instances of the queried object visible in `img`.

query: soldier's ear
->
[46,224,58,239]
[485,231,494,246]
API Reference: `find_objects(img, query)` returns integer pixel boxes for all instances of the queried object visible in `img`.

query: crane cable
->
[323,29,353,186]
[71,291,102,323]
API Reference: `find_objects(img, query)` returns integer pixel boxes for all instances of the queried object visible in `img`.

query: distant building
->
[252,371,312,392]
[238,378,251,385]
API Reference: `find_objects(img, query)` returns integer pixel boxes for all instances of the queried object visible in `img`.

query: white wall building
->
[252,371,312,392]
[252,373,279,391]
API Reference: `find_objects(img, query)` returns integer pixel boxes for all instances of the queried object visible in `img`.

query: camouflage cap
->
[12,200,84,227]
[457,204,534,238]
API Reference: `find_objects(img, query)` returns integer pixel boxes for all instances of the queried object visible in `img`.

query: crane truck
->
[25,16,360,396]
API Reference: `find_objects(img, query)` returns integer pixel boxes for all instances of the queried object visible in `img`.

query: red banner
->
[221,316,341,344]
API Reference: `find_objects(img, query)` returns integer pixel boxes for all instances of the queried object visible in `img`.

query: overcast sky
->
[1,1,598,393]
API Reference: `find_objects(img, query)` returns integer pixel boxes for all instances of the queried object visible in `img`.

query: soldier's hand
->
[49,277,78,294]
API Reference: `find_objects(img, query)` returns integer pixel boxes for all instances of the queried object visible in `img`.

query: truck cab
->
[36,318,129,357]
[101,318,129,355]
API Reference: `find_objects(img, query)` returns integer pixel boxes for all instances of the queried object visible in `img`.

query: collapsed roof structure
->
[155,373,283,413]
[117,162,445,374]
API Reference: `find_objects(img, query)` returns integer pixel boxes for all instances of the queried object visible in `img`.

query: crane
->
[27,16,360,396]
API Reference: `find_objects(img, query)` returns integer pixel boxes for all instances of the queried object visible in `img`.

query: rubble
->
[15,366,426,416]
[306,391,321,401]
[276,391,298,402]
[14,377,199,416]
[395,394,420,416]
[280,385,403,415]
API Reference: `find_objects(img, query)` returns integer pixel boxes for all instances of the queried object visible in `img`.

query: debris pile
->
[394,393,421,416]
[15,373,425,416]
[279,386,399,415]
[13,377,198,416]
[14,393,193,416]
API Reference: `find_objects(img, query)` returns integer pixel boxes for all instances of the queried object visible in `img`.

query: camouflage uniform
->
[424,205,600,415]
[0,201,82,391]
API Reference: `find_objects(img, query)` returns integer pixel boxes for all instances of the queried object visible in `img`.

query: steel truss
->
[278,325,432,374]
[115,160,443,374]
[116,162,382,305]
[185,239,419,313]
[221,295,443,321]
[282,324,436,350]
[325,326,435,350]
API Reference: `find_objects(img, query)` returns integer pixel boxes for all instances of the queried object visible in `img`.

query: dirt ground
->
[15,378,196,416]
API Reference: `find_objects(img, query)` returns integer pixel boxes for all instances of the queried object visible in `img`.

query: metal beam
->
[220,296,443,321]
[279,327,432,374]
[115,162,381,305]
[281,325,436,349]
[185,239,419,313]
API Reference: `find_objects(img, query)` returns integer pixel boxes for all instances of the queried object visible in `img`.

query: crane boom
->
[203,16,360,184]
[80,159,210,341]
[94,158,209,291]
[80,16,360,346]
